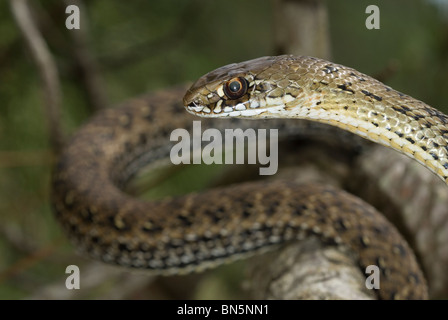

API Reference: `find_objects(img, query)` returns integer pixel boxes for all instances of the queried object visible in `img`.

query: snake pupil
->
[229,81,241,93]
[224,77,247,99]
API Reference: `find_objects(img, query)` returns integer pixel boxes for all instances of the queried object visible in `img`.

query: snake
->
[51,55,448,300]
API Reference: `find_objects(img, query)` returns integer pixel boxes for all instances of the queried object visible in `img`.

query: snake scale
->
[51,55,448,300]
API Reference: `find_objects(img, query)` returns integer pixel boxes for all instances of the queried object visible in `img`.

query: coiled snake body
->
[52,55,448,300]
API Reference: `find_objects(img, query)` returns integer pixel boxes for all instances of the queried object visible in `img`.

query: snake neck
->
[284,90,448,185]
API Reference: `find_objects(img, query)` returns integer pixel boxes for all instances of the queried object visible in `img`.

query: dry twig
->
[10,0,64,151]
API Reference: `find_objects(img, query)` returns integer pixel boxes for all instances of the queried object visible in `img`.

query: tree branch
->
[10,0,64,151]
[63,0,108,112]
[273,0,331,59]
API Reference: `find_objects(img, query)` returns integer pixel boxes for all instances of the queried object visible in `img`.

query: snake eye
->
[224,77,248,99]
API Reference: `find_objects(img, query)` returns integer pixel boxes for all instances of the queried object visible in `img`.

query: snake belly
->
[52,55,442,299]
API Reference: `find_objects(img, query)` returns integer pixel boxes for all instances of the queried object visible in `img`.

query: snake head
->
[183,55,304,118]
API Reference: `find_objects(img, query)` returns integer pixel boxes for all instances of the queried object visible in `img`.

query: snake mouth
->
[185,102,289,119]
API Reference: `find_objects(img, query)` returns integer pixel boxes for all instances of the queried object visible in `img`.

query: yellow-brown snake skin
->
[51,55,448,300]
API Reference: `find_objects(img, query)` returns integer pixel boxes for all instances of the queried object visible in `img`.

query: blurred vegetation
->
[0,0,447,299]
